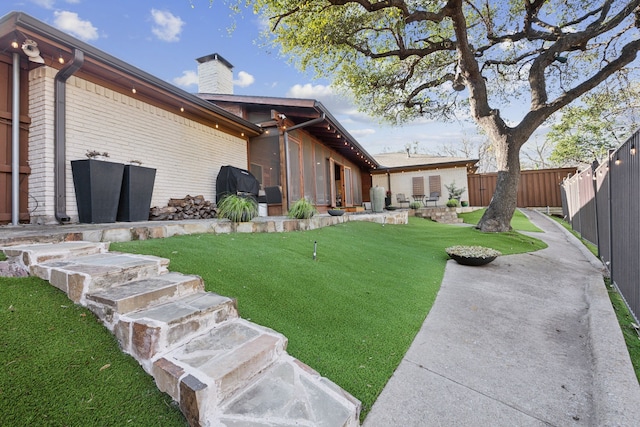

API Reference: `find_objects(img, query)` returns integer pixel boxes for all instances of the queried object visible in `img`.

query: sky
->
[4,0,545,159]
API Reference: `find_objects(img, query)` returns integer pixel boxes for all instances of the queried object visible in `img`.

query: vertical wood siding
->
[468,168,576,207]
[0,57,31,224]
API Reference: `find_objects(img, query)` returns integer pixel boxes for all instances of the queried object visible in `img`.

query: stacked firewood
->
[149,195,216,220]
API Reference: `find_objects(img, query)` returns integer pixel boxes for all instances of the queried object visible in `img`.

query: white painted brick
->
[28,69,248,223]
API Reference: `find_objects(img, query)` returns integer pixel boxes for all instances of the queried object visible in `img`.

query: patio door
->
[329,159,348,207]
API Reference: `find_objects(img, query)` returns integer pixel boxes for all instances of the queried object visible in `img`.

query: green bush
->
[216,194,258,222]
[288,198,317,219]
[446,199,459,208]
[445,181,466,200]
[409,201,422,209]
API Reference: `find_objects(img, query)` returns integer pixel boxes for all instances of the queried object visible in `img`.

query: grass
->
[549,215,640,383]
[459,208,543,232]
[111,217,545,418]
[1,217,546,424]
[0,276,188,426]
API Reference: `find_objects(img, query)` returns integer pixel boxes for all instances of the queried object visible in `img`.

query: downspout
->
[54,48,84,223]
[282,112,326,206]
[11,53,20,225]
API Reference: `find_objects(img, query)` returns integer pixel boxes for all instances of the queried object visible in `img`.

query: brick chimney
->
[196,53,233,94]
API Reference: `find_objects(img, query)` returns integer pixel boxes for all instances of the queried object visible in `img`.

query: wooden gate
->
[468,167,576,207]
[0,55,31,224]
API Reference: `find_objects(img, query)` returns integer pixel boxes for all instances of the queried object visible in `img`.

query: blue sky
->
[4,0,525,158]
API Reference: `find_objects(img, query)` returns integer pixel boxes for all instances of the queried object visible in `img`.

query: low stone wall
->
[0,211,408,246]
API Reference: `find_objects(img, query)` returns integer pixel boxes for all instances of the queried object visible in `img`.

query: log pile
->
[149,195,216,221]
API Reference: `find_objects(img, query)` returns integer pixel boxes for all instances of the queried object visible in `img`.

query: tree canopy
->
[246,0,640,231]
[547,82,640,166]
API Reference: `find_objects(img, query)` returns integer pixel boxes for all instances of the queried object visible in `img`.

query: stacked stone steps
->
[219,355,361,426]
[114,291,240,367]
[86,272,207,322]
[2,240,109,267]
[1,241,361,426]
[416,207,464,224]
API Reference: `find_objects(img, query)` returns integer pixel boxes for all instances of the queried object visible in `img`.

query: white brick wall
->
[372,166,471,206]
[28,67,247,224]
[28,67,56,223]
[198,58,233,94]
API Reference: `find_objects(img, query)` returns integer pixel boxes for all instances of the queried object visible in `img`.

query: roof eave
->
[371,159,479,174]
[1,11,261,136]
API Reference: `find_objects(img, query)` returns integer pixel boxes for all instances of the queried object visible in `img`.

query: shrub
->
[445,181,466,200]
[216,194,258,222]
[288,198,317,219]
[446,199,459,208]
[409,201,422,209]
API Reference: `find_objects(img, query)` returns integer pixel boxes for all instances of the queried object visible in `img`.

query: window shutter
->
[429,175,441,196]
[412,177,425,196]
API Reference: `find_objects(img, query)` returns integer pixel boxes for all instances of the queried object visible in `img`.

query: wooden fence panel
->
[0,56,31,224]
[468,167,576,207]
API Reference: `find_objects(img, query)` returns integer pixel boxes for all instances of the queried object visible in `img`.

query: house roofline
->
[371,159,479,174]
[0,11,261,136]
[199,93,380,168]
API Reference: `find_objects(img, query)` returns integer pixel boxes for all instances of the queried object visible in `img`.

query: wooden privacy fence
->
[1,57,31,224]
[467,167,576,207]
[561,131,640,323]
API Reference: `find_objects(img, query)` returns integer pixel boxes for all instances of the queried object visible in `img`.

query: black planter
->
[328,209,345,216]
[71,159,125,224]
[117,164,156,222]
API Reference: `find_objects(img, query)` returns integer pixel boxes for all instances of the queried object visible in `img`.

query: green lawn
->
[1,217,546,424]
[0,276,188,426]
[459,208,543,232]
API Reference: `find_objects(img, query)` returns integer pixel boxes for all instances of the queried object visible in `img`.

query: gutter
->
[54,48,84,223]
[11,53,20,225]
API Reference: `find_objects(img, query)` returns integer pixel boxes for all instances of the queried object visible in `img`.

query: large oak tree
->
[247,0,640,231]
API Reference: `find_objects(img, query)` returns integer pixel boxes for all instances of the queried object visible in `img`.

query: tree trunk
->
[476,135,522,232]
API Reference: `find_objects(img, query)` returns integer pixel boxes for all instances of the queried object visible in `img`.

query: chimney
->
[196,53,234,94]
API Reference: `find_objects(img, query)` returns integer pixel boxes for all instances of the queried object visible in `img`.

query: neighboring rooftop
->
[372,153,479,173]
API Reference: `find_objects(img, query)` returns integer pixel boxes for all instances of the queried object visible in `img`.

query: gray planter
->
[71,159,125,223]
[117,164,156,222]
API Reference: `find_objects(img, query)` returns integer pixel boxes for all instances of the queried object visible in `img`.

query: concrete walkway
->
[364,209,640,427]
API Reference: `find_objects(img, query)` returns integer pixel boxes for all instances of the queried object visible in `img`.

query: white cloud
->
[53,11,99,41]
[233,71,255,88]
[173,70,198,88]
[287,83,334,99]
[31,0,55,9]
[349,128,376,138]
[150,9,184,42]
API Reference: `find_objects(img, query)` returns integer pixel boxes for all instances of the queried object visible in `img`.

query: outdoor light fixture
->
[58,51,65,64]
[615,153,621,165]
[10,39,19,49]
[631,144,636,156]
[131,84,136,94]
[21,39,45,63]
[180,105,184,112]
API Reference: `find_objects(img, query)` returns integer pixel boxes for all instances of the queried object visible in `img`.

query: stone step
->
[1,241,109,269]
[85,272,206,328]
[152,319,288,424]
[219,355,361,427]
[31,252,169,303]
[116,292,239,364]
